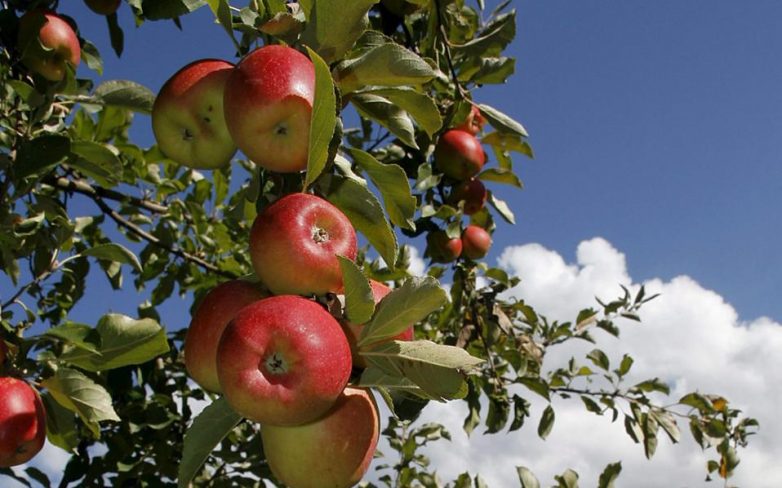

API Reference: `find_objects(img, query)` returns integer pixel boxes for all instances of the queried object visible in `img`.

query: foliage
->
[0,0,757,486]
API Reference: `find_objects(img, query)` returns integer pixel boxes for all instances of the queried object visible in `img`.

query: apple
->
[250,193,357,296]
[426,230,462,263]
[462,225,492,260]
[151,59,237,169]
[0,377,46,467]
[216,295,352,426]
[341,280,414,369]
[17,10,81,82]
[456,105,487,135]
[223,45,315,173]
[84,0,121,15]
[434,129,485,180]
[261,387,379,488]
[448,178,487,215]
[184,280,267,393]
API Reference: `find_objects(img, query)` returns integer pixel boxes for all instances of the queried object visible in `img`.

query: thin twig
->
[48,176,169,214]
[434,0,469,100]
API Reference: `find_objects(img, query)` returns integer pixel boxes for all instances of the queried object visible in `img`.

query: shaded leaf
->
[94,80,155,114]
[304,47,337,190]
[41,367,119,437]
[339,256,374,324]
[299,0,379,63]
[350,148,416,229]
[82,243,142,272]
[335,43,436,93]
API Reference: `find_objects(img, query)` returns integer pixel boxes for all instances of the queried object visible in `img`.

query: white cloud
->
[410,238,779,487]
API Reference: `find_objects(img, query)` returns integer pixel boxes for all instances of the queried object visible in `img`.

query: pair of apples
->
[428,224,493,263]
[184,193,411,487]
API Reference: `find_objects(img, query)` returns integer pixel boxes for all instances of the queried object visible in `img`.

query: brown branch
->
[48,176,169,214]
[434,0,469,100]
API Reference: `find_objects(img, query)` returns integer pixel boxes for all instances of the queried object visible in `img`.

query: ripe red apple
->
[434,129,486,180]
[84,0,121,15]
[456,105,487,135]
[250,193,357,296]
[17,10,81,82]
[448,178,487,215]
[152,59,237,169]
[261,387,379,488]
[216,295,352,426]
[341,280,414,369]
[462,225,492,260]
[223,45,315,173]
[184,280,267,393]
[0,377,46,467]
[426,230,462,263]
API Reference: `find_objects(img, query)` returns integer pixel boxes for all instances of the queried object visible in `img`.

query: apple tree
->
[0,0,758,486]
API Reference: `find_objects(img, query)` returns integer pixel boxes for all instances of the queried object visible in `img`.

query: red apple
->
[341,280,414,369]
[84,0,121,15]
[250,193,357,296]
[0,377,46,467]
[434,129,486,180]
[223,45,315,173]
[17,10,81,82]
[426,230,462,263]
[216,295,352,426]
[152,59,237,169]
[261,387,379,488]
[448,178,487,215]
[184,280,268,393]
[462,225,492,260]
[456,105,487,135]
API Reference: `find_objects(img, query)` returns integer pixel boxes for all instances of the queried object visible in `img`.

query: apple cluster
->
[0,342,48,468]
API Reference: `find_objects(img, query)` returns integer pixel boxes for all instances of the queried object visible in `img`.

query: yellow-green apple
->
[17,10,81,82]
[341,280,414,369]
[448,178,487,215]
[216,295,351,426]
[426,230,462,263]
[462,225,492,260]
[152,59,236,169]
[261,387,379,488]
[250,193,357,296]
[0,377,46,467]
[184,280,267,393]
[456,105,487,135]
[434,129,486,180]
[84,0,121,15]
[223,45,315,173]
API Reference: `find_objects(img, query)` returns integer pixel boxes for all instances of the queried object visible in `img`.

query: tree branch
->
[48,176,169,214]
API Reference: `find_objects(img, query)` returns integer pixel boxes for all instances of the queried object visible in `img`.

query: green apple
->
[223,45,315,173]
[462,225,492,260]
[216,295,352,426]
[434,129,486,180]
[17,10,81,82]
[152,59,237,169]
[261,387,380,488]
[0,377,46,467]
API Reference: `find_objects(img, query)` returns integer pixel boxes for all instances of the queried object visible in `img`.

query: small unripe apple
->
[216,295,352,426]
[426,230,462,263]
[341,280,414,369]
[84,0,121,15]
[224,45,315,173]
[261,387,380,488]
[462,225,492,260]
[456,105,487,135]
[152,59,237,169]
[448,178,487,215]
[434,129,485,180]
[17,10,81,82]
[0,377,46,467]
[184,280,268,393]
[250,193,357,296]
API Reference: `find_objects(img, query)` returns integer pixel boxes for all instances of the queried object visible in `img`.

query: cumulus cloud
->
[413,238,780,487]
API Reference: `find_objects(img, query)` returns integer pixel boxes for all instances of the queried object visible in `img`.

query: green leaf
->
[15,135,71,179]
[586,349,610,371]
[358,87,442,136]
[358,367,432,399]
[106,13,124,57]
[299,0,379,63]
[139,0,207,20]
[177,398,242,488]
[489,192,515,224]
[349,148,417,229]
[339,256,374,324]
[334,43,437,94]
[59,314,170,372]
[597,462,622,488]
[81,40,103,76]
[206,0,236,47]
[555,469,580,488]
[94,80,156,114]
[319,173,398,268]
[362,340,483,400]
[517,466,541,488]
[478,103,528,137]
[303,47,337,190]
[41,393,79,453]
[352,93,418,148]
[44,322,100,354]
[69,141,122,187]
[82,243,143,272]
[537,404,555,439]
[41,367,120,437]
[478,168,523,188]
[359,277,447,346]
